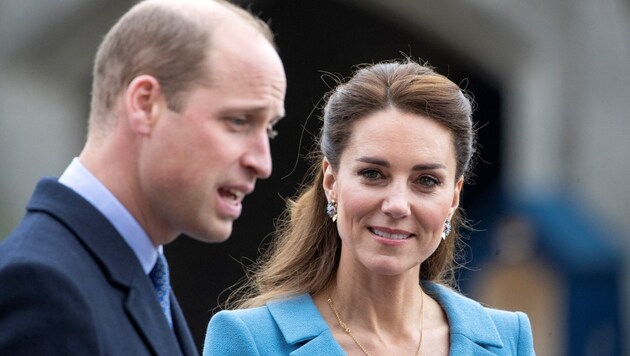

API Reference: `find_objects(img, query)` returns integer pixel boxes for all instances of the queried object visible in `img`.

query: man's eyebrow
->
[222,105,285,120]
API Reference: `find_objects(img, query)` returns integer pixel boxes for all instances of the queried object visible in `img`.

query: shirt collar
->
[58,157,159,273]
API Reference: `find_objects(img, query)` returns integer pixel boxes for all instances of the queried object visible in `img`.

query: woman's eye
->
[359,169,383,180]
[417,176,439,187]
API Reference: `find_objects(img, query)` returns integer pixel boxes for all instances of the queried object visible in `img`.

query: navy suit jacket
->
[204,282,534,355]
[0,178,198,355]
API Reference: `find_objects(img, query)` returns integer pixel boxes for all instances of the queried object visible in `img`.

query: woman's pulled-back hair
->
[231,59,476,308]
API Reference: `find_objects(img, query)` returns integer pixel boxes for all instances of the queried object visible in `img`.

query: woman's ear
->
[322,157,337,201]
[449,177,464,218]
[124,74,164,135]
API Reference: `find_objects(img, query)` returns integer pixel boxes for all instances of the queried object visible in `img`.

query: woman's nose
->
[381,182,410,219]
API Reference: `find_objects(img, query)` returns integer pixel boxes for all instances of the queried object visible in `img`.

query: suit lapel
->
[28,179,187,356]
[171,292,199,356]
[125,282,183,355]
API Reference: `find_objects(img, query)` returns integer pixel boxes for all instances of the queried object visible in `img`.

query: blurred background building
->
[1,0,628,354]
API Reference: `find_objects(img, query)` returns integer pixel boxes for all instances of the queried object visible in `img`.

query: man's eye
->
[230,117,247,126]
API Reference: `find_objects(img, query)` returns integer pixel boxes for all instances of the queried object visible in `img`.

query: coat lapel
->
[267,294,346,355]
[450,334,502,356]
[289,334,346,356]
[28,179,187,356]
[423,282,504,355]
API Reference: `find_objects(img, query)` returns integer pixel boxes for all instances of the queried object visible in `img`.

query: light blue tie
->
[149,253,173,328]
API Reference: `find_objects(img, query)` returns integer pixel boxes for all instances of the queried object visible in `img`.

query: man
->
[0,0,286,354]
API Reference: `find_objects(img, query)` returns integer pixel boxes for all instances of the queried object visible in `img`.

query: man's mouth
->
[219,188,245,205]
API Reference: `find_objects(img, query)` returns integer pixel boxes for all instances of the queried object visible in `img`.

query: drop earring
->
[326,199,337,222]
[441,219,452,240]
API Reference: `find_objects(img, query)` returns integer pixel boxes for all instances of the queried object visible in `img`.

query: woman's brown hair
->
[231,59,476,308]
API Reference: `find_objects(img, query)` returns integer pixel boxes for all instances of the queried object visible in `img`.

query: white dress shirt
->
[58,157,159,274]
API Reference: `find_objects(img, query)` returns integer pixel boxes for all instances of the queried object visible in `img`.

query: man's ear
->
[322,157,337,201]
[124,75,164,135]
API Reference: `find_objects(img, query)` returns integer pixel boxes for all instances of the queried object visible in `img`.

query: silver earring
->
[326,199,337,222]
[441,219,452,240]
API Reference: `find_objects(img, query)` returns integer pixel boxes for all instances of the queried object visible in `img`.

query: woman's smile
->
[369,226,414,240]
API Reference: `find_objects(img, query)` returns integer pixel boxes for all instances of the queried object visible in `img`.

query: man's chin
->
[183,224,232,243]
[201,227,233,244]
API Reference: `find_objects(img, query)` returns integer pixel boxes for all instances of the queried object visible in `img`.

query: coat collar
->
[265,283,506,356]
[423,282,505,355]
[28,178,192,356]
[267,294,345,355]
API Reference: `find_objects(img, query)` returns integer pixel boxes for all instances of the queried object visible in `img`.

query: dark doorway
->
[166,0,502,350]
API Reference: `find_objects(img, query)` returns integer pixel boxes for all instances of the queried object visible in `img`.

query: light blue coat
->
[204,282,535,355]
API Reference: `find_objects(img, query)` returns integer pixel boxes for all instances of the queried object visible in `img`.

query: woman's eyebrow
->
[355,156,446,171]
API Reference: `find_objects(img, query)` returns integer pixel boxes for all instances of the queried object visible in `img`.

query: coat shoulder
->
[424,282,535,355]
[204,305,291,355]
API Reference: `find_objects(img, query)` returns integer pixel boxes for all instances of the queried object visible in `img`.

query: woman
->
[204,59,535,355]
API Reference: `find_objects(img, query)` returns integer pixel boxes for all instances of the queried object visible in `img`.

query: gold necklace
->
[326,289,424,356]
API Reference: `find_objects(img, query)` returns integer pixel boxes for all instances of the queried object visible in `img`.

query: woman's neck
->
[312,247,453,355]
[327,260,423,332]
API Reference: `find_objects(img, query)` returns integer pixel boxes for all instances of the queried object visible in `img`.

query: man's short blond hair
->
[89,0,275,133]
